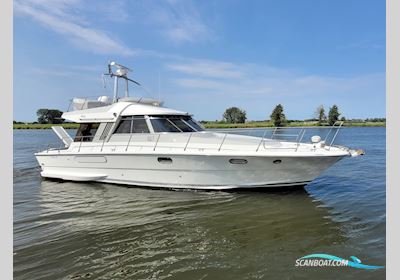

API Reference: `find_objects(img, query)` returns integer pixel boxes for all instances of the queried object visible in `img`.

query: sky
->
[14,0,385,122]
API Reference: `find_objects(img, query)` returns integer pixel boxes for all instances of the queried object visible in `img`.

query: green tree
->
[223,107,247,123]
[328,105,340,126]
[315,105,326,125]
[36,109,64,124]
[270,104,286,127]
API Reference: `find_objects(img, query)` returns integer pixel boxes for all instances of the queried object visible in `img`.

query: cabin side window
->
[74,123,100,142]
[113,116,150,134]
[149,115,204,133]
[114,119,131,133]
[150,118,181,133]
[181,116,204,131]
[167,117,195,132]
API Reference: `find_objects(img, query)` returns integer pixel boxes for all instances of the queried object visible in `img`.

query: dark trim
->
[229,158,248,164]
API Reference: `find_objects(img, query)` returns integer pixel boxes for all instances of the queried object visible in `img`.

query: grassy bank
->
[13,121,385,130]
[13,123,80,129]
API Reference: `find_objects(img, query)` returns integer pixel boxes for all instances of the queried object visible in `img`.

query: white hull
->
[36,153,345,190]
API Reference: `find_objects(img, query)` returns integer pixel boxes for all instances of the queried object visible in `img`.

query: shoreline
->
[13,121,386,129]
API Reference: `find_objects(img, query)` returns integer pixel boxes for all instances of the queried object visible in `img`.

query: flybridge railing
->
[66,96,112,112]
[44,122,344,153]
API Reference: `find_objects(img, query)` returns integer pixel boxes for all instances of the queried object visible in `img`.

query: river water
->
[13,127,385,279]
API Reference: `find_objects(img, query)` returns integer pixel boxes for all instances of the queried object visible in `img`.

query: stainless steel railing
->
[44,122,345,153]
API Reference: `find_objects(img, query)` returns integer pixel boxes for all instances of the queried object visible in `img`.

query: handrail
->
[45,123,345,154]
[184,133,192,151]
[126,132,133,151]
[78,137,82,152]
[271,127,278,139]
[295,129,306,152]
[218,133,228,151]
[100,137,106,152]
[255,129,268,152]
[153,134,161,151]
[324,121,343,142]
[67,96,112,112]
[328,121,344,150]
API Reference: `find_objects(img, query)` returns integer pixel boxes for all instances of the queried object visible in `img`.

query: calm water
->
[13,127,386,280]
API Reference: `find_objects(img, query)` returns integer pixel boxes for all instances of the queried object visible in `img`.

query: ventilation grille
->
[100,123,113,140]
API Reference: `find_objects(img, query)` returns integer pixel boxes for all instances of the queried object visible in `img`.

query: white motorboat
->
[35,62,364,190]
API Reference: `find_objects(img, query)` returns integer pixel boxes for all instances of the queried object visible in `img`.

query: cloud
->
[14,0,135,55]
[172,71,384,97]
[93,0,130,23]
[166,59,244,79]
[14,0,214,57]
[174,78,230,90]
[143,0,214,44]
[163,58,385,120]
[166,58,385,102]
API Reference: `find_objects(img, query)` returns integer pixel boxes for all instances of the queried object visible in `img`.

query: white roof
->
[62,101,188,123]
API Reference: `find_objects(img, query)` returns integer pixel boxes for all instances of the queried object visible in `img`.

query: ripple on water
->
[13,128,385,280]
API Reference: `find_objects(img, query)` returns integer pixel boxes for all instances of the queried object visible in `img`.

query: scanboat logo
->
[295,254,384,270]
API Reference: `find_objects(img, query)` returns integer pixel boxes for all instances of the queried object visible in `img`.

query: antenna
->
[158,70,161,101]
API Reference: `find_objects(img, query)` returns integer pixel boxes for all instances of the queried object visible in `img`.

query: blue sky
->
[14,0,385,122]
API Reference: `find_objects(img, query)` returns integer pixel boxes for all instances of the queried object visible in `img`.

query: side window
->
[168,118,195,132]
[184,117,204,131]
[148,115,204,132]
[114,116,150,134]
[74,123,100,142]
[132,118,150,133]
[114,119,131,134]
[150,118,181,132]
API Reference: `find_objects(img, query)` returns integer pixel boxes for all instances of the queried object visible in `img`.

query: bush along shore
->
[16,104,384,129]
[13,121,385,130]
[13,123,80,129]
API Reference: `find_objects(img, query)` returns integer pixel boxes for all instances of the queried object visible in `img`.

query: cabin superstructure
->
[62,101,204,146]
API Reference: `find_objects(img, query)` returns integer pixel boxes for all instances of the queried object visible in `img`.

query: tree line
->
[222,104,342,127]
[21,107,382,127]
[14,109,66,124]
[36,109,64,124]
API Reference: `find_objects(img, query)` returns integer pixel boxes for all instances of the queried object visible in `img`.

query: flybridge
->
[68,61,163,112]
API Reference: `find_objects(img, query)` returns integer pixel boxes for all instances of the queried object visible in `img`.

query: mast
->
[113,76,119,103]
[104,61,141,103]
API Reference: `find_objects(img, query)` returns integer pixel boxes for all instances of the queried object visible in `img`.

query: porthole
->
[158,157,173,164]
[229,158,248,164]
[273,159,282,164]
